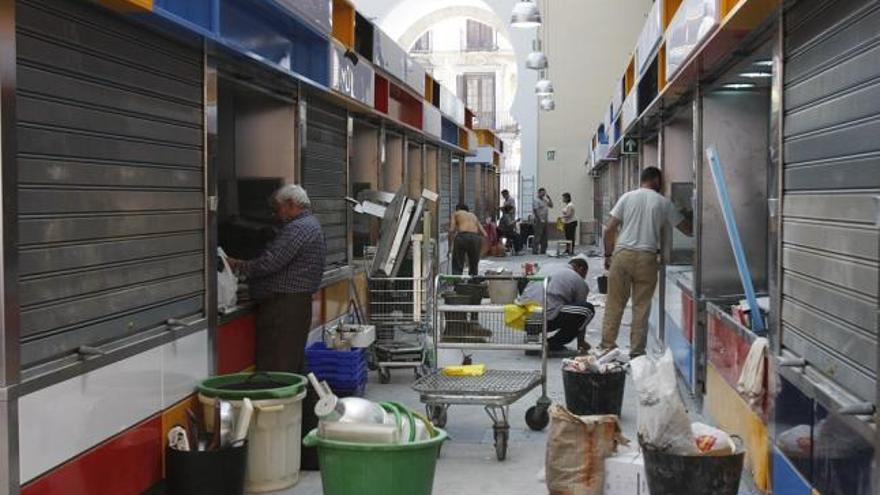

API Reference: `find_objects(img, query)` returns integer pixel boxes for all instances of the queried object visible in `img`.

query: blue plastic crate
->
[305,342,366,367]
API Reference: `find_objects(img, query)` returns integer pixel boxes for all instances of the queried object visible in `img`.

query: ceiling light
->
[526,51,548,70]
[511,1,541,28]
[535,79,554,95]
[739,72,771,78]
[540,96,555,111]
[754,59,773,66]
[722,83,756,90]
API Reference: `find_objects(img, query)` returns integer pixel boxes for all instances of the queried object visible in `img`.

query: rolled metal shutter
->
[302,99,348,269]
[438,147,451,233]
[449,152,461,214]
[16,0,205,368]
[782,0,880,403]
[464,163,476,213]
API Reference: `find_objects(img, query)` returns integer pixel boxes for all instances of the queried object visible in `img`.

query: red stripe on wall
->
[217,313,257,374]
[682,291,694,343]
[22,415,162,495]
[707,312,768,418]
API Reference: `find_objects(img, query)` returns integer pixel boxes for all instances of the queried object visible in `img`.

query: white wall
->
[537,0,652,240]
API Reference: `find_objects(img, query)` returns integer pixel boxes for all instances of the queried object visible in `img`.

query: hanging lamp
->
[535,79,554,96]
[510,1,542,28]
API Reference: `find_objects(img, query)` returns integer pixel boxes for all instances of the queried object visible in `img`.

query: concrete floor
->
[272,251,758,495]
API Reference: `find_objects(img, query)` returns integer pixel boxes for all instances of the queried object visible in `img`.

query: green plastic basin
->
[303,429,447,495]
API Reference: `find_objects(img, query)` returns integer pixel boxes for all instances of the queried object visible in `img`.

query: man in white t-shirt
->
[599,167,692,357]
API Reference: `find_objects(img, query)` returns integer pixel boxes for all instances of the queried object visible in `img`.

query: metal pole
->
[0,0,18,492]
[692,84,706,400]
[203,48,219,375]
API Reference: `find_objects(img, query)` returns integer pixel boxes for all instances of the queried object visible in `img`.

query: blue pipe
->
[705,146,766,334]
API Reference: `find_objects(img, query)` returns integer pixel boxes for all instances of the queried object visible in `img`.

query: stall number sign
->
[546,150,556,161]
[623,137,639,155]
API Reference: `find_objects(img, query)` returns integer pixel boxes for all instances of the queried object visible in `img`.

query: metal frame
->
[204,47,219,375]
[691,84,707,400]
[0,0,18,491]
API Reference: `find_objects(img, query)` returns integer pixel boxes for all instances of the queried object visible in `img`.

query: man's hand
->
[604,256,612,271]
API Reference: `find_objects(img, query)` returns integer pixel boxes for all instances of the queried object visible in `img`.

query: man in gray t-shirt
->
[520,255,594,353]
[600,167,692,357]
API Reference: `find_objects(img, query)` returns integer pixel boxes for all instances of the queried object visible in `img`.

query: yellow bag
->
[442,364,486,377]
[555,218,565,232]
[504,302,540,331]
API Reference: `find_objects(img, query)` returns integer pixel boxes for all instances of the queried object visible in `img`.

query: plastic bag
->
[630,349,699,455]
[556,217,565,232]
[545,405,627,495]
[217,247,238,313]
[691,422,735,456]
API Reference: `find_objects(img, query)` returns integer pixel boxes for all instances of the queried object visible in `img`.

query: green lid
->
[198,372,307,400]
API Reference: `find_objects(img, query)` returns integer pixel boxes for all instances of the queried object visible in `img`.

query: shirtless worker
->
[449,203,487,276]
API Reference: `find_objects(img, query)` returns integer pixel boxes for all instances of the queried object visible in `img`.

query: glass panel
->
[812,404,875,495]
[669,181,694,265]
[774,378,814,483]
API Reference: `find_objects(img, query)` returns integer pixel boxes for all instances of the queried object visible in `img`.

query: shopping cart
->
[365,240,433,384]
[412,274,551,461]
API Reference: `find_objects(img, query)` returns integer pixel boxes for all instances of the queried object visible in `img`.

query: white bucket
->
[199,390,307,493]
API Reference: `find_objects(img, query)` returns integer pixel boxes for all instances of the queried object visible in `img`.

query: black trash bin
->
[642,442,745,495]
[561,368,626,416]
[166,443,248,495]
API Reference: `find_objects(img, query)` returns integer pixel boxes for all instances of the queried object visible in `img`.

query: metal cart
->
[412,274,551,461]
[366,239,433,384]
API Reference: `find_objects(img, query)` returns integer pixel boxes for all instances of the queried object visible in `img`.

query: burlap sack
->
[545,405,627,495]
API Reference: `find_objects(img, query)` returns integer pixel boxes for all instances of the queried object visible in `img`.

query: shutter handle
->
[166,318,191,332]
[77,345,106,360]
[776,356,806,368]
[838,403,876,416]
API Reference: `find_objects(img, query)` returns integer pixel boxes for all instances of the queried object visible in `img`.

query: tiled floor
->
[271,251,759,495]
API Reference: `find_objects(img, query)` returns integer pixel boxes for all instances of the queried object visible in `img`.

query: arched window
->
[412,30,432,53]
[465,19,496,51]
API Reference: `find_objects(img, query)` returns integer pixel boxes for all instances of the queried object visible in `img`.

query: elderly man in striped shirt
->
[230,184,326,373]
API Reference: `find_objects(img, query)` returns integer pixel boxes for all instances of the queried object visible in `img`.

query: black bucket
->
[561,368,626,416]
[166,443,247,495]
[597,275,608,294]
[642,443,745,495]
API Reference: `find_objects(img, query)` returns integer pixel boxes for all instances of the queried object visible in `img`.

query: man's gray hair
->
[273,184,311,208]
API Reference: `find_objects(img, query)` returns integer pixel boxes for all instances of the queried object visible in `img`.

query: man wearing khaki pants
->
[599,167,692,358]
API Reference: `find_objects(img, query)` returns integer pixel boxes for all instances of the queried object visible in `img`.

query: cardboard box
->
[604,450,649,495]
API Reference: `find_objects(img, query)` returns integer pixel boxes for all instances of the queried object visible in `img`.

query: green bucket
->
[303,429,447,495]
[198,372,307,401]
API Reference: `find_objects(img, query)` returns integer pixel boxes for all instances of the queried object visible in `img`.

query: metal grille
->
[16,0,205,368]
[302,99,348,268]
[412,369,541,395]
[368,277,429,342]
[464,163,477,212]
[437,303,541,346]
[450,155,462,211]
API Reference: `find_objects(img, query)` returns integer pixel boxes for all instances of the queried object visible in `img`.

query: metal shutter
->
[436,145,450,235]
[449,152,461,214]
[782,0,880,403]
[464,163,476,213]
[302,99,348,269]
[16,0,205,368]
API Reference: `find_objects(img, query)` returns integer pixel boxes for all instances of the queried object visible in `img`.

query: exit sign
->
[622,137,639,155]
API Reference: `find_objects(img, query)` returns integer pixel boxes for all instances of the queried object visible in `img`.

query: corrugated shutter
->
[302,99,348,269]
[16,0,205,368]
[449,152,461,214]
[437,147,450,233]
[464,163,476,213]
[782,0,880,403]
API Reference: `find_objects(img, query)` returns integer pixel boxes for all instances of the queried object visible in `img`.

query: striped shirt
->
[243,211,326,299]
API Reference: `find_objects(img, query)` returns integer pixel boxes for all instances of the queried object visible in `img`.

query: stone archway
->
[396,5,513,52]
